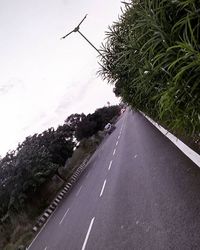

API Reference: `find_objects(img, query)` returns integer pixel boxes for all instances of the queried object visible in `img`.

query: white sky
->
[0,0,122,156]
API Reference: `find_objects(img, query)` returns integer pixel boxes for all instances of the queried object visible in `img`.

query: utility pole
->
[61,15,107,62]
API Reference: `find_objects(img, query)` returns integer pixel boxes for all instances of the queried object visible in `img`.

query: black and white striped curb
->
[32,156,90,233]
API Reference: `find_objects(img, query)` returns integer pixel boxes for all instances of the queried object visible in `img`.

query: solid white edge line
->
[113,148,116,155]
[59,208,70,225]
[76,186,83,197]
[108,160,113,170]
[27,206,59,249]
[100,180,107,197]
[81,217,95,250]
[142,112,200,167]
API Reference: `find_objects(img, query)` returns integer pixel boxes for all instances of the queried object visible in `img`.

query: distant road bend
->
[29,109,200,250]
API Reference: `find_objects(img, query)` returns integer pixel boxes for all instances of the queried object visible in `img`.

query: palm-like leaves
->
[99,0,200,141]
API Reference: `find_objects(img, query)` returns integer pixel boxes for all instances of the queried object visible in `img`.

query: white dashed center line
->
[100,179,107,197]
[44,247,47,250]
[113,148,116,155]
[59,208,70,225]
[81,217,95,250]
[118,135,120,139]
[76,186,82,196]
[116,141,119,146]
[108,160,113,170]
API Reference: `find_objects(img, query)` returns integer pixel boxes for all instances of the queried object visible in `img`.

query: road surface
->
[29,109,200,250]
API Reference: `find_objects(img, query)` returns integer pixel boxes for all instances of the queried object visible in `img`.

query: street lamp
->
[60,15,107,62]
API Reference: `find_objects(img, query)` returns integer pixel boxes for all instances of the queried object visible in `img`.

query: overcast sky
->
[0,0,122,156]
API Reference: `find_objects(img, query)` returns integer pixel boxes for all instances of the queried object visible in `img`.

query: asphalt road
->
[29,109,200,250]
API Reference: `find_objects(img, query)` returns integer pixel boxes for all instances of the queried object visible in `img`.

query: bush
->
[100,0,200,140]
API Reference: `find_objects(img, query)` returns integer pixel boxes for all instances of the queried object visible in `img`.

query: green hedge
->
[100,0,200,139]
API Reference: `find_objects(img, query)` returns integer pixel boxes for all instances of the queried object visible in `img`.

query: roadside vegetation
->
[99,0,200,151]
[0,105,121,249]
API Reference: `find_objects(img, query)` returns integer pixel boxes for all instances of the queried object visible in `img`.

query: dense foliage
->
[0,105,120,219]
[99,0,200,139]
[75,106,121,140]
[0,127,74,216]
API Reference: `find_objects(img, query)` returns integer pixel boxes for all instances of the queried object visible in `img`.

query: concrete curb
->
[31,156,90,233]
[141,112,200,167]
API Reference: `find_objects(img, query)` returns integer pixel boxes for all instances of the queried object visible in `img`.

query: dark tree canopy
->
[0,125,75,216]
[75,105,120,140]
[0,104,120,218]
[65,113,86,130]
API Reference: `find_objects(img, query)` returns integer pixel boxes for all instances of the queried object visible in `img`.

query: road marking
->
[116,141,119,146]
[59,208,70,225]
[118,135,120,139]
[134,154,138,158]
[113,148,116,155]
[81,217,95,250]
[108,160,113,170]
[100,179,107,197]
[76,186,82,196]
[44,247,47,250]
[27,205,59,249]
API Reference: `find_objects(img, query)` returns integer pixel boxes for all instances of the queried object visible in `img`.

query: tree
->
[76,117,97,140]
[0,124,75,216]
[75,105,120,140]
[65,113,86,130]
[38,126,74,166]
[0,105,120,218]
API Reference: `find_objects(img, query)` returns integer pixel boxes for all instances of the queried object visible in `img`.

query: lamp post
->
[61,15,107,62]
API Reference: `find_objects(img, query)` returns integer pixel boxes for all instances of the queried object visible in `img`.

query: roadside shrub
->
[100,0,200,140]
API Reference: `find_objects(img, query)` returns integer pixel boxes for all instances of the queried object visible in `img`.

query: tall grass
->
[99,0,200,140]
